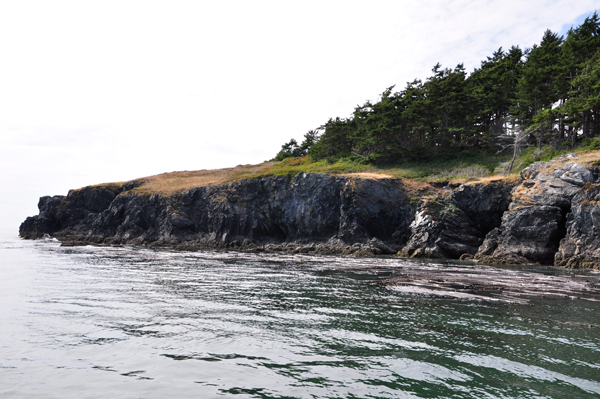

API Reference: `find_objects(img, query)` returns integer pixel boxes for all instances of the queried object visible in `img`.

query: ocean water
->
[1,233,599,399]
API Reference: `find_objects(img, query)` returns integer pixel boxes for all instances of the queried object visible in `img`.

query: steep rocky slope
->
[20,154,600,267]
[401,182,515,259]
[20,174,415,255]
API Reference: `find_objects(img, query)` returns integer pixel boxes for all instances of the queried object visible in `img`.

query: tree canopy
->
[273,13,600,164]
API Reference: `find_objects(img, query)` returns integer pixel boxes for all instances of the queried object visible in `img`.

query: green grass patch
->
[507,141,597,175]
[371,149,508,181]
[222,151,509,183]
[225,157,376,181]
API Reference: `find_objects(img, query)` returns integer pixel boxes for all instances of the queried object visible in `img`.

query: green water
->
[1,235,599,398]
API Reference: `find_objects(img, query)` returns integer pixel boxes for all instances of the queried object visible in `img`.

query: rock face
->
[555,182,600,268]
[401,182,514,259]
[20,174,415,255]
[475,157,599,266]
[19,184,124,239]
[20,157,600,268]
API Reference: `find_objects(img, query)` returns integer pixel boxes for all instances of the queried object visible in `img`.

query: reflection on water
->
[0,234,599,398]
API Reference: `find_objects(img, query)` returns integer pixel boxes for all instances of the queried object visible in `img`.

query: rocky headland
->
[19,154,600,268]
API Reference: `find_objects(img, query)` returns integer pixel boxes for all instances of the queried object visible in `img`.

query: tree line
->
[273,13,600,164]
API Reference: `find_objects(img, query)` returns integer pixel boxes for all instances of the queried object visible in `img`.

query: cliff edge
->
[19,154,600,268]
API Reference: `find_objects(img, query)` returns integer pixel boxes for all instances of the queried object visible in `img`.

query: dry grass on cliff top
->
[125,156,465,196]
[132,162,278,195]
[110,150,600,196]
[127,157,418,195]
[523,150,600,174]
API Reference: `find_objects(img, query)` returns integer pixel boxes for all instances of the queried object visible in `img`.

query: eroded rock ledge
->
[474,156,600,268]
[19,155,600,268]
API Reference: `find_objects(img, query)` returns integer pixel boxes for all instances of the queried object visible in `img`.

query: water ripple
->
[0,235,599,398]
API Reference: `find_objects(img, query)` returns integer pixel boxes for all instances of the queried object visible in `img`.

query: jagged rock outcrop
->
[20,156,600,268]
[555,182,600,268]
[20,173,414,255]
[401,182,514,259]
[19,184,124,238]
[475,156,598,266]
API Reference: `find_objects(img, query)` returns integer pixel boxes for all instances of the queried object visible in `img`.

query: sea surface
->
[1,233,599,399]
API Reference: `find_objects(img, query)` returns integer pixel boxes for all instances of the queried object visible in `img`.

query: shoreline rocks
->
[400,182,514,259]
[19,156,600,268]
[20,173,415,256]
[474,156,599,267]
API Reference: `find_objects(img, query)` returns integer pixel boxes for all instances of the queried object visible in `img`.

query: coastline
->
[19,154,600,268]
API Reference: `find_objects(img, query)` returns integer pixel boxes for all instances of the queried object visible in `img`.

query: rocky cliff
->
[20,174,415,255]
[19,155,600,268]
[474,155,600,268]
[400,182,514,259]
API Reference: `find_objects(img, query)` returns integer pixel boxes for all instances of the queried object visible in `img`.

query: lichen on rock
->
[475,159,600,267]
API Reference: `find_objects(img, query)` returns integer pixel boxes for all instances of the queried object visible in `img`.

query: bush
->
[430,165,491,180]
[587,137,600,150]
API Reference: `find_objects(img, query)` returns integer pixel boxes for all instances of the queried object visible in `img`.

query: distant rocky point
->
[19,154,600,268]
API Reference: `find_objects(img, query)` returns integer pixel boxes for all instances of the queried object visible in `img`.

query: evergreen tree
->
[513,30,563,127]
[559,13,600,140]
[272,15,600,164]
[469,46,523,149]
[351,86,404,163]
[272,130,321,161]
[424,64,469,148]
[308,117,356,160]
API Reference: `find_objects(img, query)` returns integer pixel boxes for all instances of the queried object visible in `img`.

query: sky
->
[1,0,599,234]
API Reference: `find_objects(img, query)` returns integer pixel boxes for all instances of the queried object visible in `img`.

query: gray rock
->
[477,205,564,265]
[552,163,594,186]
[475,160,593,265]
[401,182,514,259]
[555,182,600,268]
[19,173,415,253]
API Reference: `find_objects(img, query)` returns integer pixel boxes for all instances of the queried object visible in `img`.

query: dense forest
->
[273,13,600,168]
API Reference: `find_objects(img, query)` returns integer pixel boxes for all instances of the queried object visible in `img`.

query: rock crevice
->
[474,156,600,268]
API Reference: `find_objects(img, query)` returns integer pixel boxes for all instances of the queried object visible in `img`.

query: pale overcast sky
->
[1,0,599,233]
